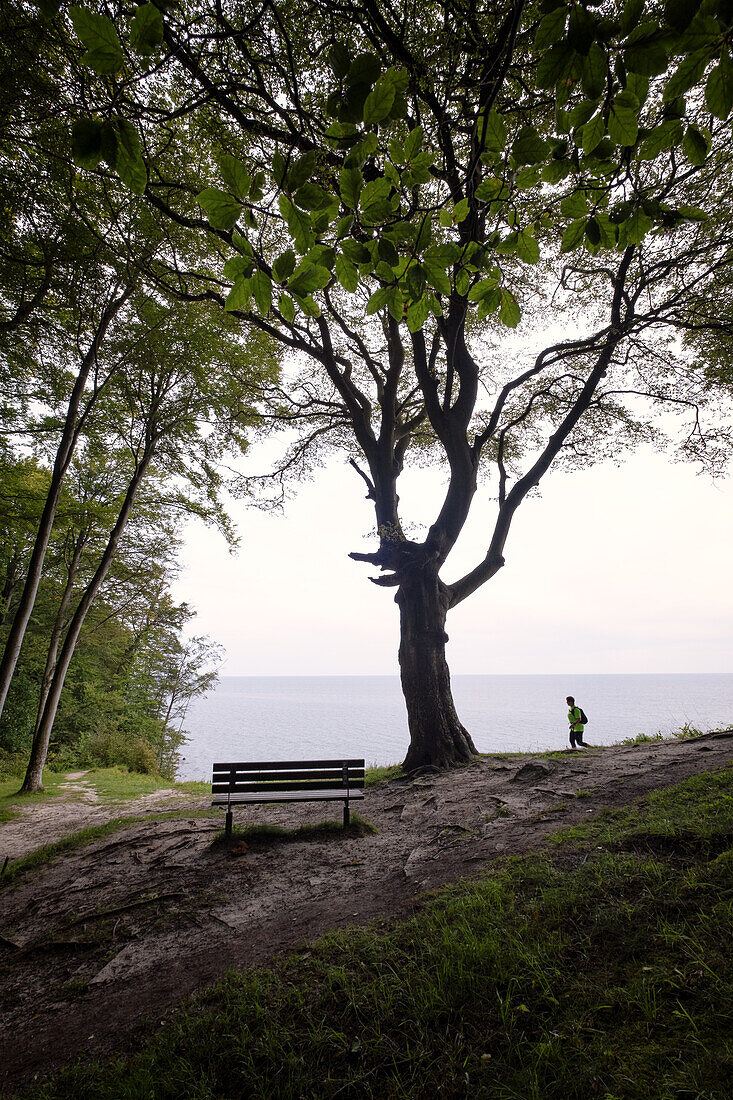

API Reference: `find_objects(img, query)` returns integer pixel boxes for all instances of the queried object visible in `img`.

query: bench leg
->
[225,809,233,840]
[343,803,350,828]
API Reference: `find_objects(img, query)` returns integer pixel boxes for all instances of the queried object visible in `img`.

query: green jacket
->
[568,705,584,732]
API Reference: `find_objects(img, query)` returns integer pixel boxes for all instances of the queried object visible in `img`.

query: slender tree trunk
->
[397,564,477,771]
[28,531,87,759]
[0,288,131,721]
[20,451,152,793]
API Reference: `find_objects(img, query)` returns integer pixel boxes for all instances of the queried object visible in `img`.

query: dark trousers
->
[569,729,585,747]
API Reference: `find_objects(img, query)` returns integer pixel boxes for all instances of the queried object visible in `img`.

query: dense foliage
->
[0,454,221,777]
[58,0,733,768]
[0,3,281,787]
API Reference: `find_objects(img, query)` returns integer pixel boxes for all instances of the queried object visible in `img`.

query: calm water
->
[176,674,733,780]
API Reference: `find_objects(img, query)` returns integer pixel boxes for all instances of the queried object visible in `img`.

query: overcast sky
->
[172,442,733,677]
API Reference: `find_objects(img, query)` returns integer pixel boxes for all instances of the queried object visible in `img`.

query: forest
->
[2,0,733,787]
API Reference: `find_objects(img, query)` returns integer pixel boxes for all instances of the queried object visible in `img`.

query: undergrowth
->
[15,765,732,1100]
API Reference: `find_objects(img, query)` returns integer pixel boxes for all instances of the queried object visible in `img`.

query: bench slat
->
[212,779,365,794]
[213,758,364,771]
[212,768,363,784]
[212,789,365,806]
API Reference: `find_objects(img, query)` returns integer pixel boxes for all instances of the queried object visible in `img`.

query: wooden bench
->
[211,758,365,838]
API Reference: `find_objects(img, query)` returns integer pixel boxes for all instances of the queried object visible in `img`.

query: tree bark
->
[397,564,477,771]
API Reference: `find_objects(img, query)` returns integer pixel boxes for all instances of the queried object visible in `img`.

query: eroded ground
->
[1,733,731,1095]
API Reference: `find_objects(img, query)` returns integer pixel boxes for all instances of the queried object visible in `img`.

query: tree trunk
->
[397,565,477,771]
[20,450,152,793]
[0,288,131,722]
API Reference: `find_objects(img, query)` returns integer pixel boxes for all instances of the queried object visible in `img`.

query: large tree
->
[65,0,733,768]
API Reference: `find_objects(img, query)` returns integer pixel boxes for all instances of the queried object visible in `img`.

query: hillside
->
[0,731,731,1097]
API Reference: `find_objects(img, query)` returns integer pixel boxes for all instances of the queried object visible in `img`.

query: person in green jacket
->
[566,696,589,748]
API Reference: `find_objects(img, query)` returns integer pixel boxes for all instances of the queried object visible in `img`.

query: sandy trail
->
[0,732,731,1095]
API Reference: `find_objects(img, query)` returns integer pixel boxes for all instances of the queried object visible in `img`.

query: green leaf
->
[286,151,317,193]
[113,119,146,194]
[294,182,333,211]
[624,35,668,77]
[272,250,296,283]
[423,259,452,296]
[536,43,578,91]
[620,0,645,35]
[512,126,549,166]
[278,195,313,253]
[677,205,708,221]
[498,289,521,328]
[475,177,508,203]
[347,53,381,87]
[477,287,501,320]
[638,120,682,160]
[664,50,709,103]
[341,240,371,265]
[582,112,606,154]
[535,7,567,51]
[339,167,363,209]
[705,56,733,121]
[664,0,702,32]
[516,228,540,264]
[129,4,164,56]
[406,295,430,333]
[329,42,351,79]
[335,253,359,292]
[71,118,105,169]
[404,126,423,161]
[560,191,587,218]
[582,43,607,100]
[385,285,404,322]
[272,151,287,187]
[278,293,295,323]
[363,78,396,126]
[70,7,124,74]
[542,159,571,184]
[453,198,470,223]
[561,218,586,253]
[608,91,639,146]
[225,275,251,312]
[288,263,331,298]
[366,286,391,315]
[625,207,653,244]
[515,166,541,189]
[220,155,252,201]
[197,188,242,232]
[481,110,507,156]
[223,255,254,280]
[682,125,709,166]
[251,270,272,314]
[296,294,321,318]
[467,275,500,302]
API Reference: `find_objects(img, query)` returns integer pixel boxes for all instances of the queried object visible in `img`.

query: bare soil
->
[1,733,731,1095]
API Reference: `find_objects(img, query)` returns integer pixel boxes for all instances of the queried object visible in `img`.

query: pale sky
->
[172,443,733,676]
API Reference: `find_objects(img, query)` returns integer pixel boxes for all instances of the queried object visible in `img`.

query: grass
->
[0,769,72,822]
[0,765,210,825]
[13,764,732,1100]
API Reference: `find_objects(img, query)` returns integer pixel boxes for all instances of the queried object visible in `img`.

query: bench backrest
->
[212,758,365,795]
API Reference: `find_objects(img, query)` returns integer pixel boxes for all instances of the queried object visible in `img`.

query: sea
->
[176,673,733,781]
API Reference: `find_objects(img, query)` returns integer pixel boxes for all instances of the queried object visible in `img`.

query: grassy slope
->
[16,764,732,1100]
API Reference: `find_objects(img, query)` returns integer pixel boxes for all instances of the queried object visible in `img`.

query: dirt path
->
[1,733,731,1095]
